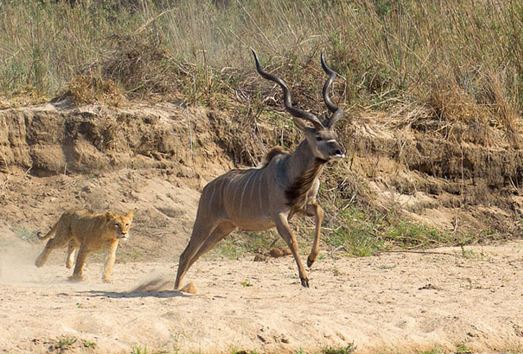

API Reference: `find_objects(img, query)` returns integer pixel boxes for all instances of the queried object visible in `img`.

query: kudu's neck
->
[286,140,325,181]
[283,140,326,208]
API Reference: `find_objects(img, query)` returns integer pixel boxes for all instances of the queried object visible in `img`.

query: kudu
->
[175,50,345,289]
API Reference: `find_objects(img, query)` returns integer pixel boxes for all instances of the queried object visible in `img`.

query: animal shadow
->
[83,289,187,299]
[82,276,189,298]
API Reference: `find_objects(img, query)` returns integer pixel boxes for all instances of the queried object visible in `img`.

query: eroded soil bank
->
[1,102,523,259]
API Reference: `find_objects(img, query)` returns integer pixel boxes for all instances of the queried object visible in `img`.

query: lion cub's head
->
[105,211,134,241]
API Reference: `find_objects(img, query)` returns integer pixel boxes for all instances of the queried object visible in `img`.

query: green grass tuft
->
[51,336,77,351]
[322,342,357,354]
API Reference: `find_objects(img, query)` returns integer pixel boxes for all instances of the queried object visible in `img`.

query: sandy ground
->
[1,242,523,354]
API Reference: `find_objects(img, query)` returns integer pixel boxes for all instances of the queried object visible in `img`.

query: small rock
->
[418,283,442,291]
[180,282,197,294]
[269,247,291,258]
[256,334,268,343]
[253,254,267,262]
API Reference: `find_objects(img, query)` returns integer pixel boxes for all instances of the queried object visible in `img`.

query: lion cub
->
[35,210,134,282]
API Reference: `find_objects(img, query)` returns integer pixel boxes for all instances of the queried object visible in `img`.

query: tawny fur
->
[35,210,134,282]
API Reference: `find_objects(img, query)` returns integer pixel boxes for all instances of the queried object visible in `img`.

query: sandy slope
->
[1,242,523,354]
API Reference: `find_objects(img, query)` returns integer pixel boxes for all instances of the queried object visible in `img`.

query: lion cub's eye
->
[316,136,323,141]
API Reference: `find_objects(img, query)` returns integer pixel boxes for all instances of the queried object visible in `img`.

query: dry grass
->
[54,74,125,106]
[1,1,522,114]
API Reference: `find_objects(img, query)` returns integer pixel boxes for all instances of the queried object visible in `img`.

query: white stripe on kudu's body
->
[174,50,346,289]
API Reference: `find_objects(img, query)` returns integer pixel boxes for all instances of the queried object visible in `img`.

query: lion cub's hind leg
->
[35,226,70,268]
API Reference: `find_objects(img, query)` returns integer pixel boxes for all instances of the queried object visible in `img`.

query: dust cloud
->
[130,273,173,292]
[0,224,48,283]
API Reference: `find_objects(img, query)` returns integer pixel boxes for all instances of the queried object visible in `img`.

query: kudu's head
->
[252,50,346,162]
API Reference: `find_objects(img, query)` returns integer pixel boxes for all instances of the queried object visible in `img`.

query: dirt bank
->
[1,101,523,262]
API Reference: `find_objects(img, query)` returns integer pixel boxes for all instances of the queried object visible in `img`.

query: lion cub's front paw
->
[102,277,112,284]
[68,275,84,282]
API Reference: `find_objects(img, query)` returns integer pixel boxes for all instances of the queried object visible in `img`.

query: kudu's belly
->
[223,198,276,231]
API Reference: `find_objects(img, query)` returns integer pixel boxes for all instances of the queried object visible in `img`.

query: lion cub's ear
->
[105,212,115,221]
[126,210,135,220]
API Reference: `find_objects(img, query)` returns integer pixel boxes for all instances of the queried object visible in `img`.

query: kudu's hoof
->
[307,256,315,268]
[300,277,310,288]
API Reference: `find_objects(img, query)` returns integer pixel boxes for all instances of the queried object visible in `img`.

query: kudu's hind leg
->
[187,221,236,270]
[275,212,309,288]
[174,220,218,290]
[306,203,324,268]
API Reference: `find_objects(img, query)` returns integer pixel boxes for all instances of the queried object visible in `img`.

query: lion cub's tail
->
[36,220,59,241]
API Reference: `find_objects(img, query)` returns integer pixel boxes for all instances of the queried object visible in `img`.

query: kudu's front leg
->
[275,212,309,287]
[306,202,324,267]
